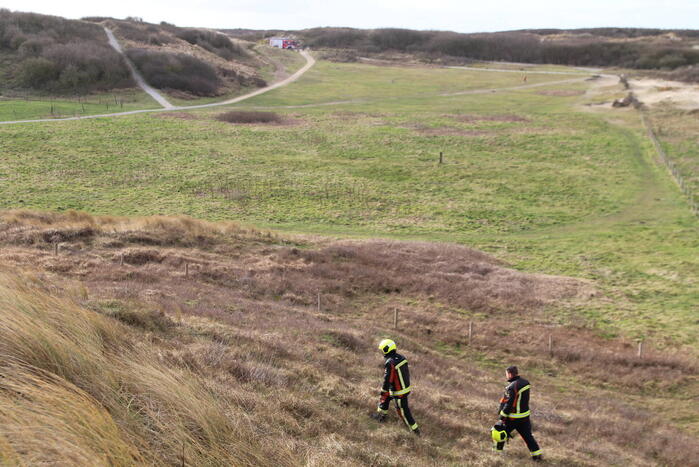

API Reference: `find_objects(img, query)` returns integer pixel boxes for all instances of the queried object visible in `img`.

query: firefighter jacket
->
[382,352,411,397]
[499,375,531,419]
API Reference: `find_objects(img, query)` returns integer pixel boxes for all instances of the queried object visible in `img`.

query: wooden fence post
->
[393,309,398,329]
[637,340,643,359]
[468,321,473,343]
[120,253,124,266]
[439,152,443,164]
[185,262,189,278]
[53,242,59,256]
[548,335,553,355]
[317,293,321,312]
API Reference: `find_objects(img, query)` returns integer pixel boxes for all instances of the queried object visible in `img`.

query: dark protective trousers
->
[495,417,541,457]
[378,395,419,431]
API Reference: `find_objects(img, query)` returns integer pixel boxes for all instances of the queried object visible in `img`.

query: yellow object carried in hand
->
[491,424,507,443]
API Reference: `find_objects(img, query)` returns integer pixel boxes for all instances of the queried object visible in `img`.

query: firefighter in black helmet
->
[494,366,542,461]
[371,339,420,436]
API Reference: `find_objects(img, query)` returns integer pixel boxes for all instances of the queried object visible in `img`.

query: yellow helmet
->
[378,339,397,355]
[491,424,507,443]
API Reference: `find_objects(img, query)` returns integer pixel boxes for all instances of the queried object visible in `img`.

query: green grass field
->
[0,59,696,348]
[647,104,699,198]
[0,89,160,121]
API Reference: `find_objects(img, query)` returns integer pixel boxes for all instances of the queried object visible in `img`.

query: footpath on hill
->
[103,27,175,109]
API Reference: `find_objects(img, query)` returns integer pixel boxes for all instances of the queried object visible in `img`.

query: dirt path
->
[447,65,602,76]
[0,50,315,125]
[104,27,174,109]
[440,77,590,97]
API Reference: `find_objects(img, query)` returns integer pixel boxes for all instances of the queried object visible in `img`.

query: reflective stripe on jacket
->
[499,376,531,419]
[382,352,411,396]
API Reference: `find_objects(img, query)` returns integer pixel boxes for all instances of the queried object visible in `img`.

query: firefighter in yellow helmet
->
[371,338,420,436]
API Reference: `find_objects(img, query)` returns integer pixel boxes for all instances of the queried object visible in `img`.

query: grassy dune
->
[0,211,697,465]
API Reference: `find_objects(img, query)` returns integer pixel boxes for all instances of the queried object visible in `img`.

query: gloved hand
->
[379,391,390,404]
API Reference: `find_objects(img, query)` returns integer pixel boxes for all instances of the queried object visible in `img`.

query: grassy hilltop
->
[0,34,698,465]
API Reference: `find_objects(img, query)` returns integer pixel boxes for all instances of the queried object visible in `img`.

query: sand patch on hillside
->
[585,74,699,110]
[629,78,699,110]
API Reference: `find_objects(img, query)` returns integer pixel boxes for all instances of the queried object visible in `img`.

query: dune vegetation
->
[0,210,697,465]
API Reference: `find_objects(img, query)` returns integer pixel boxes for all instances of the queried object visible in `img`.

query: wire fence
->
[0,91,143,119]
[641,112,699,217]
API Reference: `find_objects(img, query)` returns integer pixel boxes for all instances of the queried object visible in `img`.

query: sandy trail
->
[104,27,174,109]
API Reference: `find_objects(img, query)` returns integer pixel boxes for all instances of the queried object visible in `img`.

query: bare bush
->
[126,48,221,96]
[112,20,172,46]
[172,27,246,60]
[216,110,283,124]
[1,10,132,92]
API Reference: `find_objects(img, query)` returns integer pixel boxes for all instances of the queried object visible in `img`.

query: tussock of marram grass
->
[0,364,142,465]
[0,270,296,466]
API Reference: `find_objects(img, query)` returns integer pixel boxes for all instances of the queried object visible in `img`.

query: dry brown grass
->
[0,209,697,465]
[0,270,297,466]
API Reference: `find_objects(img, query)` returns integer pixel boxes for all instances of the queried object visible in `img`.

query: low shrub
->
[1,10,132,92]
[126,48,221,96]
[112,20,172,46]
[216,110,283,124]
[299,26,699,70]
[173,28,246,60]
[664,65,699,83]
[318,49,358,63]
[110,308,176,333]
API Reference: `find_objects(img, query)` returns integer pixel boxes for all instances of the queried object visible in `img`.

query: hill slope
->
[1,210,697,465]
[97,18,268,99]
[0,9,133,94]
[0,11,271,99]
